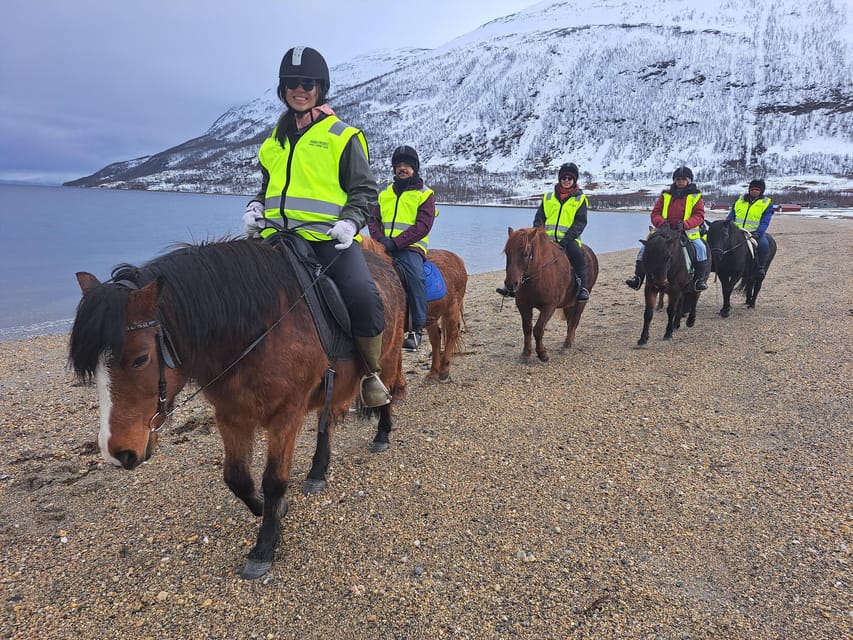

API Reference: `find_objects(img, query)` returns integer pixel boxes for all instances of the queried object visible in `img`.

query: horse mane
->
[70,238,301,379]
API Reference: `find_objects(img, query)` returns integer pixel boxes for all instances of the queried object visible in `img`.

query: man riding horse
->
[727,178,775,276]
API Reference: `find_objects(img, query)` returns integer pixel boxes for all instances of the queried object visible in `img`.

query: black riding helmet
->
[559,162,579,181]
[277,46,330,105]
[391,145,420,174]
[672,166,694,181]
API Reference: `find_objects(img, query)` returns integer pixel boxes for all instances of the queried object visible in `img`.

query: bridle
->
[514,234,562,289]
[125,318,180,433]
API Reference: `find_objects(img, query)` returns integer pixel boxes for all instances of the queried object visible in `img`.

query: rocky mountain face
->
[66,0,853,201]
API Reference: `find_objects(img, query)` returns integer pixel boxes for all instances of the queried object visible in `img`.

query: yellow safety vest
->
[732,196,771,232]
[257,116,369,241]
[542,191,588,245]
[377,184,434,254]
[662,192,703,240]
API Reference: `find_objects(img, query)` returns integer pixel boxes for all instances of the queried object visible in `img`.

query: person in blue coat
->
[727,179,774,275]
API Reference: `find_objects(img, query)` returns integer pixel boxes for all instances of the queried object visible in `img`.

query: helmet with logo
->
[277,46,330,103]
[391,145,420,174]
[671,166,694,182]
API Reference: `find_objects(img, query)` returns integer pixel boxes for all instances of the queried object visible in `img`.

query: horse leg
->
[302,408,344,495]
[664,294,681,340]
[519,306,534,363]
[720,276,733,317]
[220,422,263,517]
[685,292,699,327]
[425,321,443,381]
[534,306,557,362]
[747,273,764,308]
[562,302,584,349]
[241,416,300,580]
[638,290,656,346]
[437,313,461,382]
[371,404,393,453]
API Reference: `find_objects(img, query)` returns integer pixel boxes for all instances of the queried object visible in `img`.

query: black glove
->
[380,237,397,253]
[750,231,760,239]
[677,222,685,232]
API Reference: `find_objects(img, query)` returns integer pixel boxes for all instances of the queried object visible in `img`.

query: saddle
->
[266,232,356,361]
[394,257,446,332]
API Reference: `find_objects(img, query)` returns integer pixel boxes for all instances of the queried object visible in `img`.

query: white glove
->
[242,201,265,236]
[329,219,357,250]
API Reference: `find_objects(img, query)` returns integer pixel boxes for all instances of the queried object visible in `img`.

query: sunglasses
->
[283,78,317,91]
[559,175,575,181]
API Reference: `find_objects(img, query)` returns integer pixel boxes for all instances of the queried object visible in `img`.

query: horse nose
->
[115,449,141,470]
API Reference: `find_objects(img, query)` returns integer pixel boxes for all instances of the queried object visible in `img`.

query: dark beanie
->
[559,162,579,180]
[749,179,766,195]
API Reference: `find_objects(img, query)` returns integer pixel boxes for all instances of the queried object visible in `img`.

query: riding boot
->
[496,286,515,298]
[625,260,645,290]
[573,259,590,301]
[354,334,391,407]
[694,260,709,291]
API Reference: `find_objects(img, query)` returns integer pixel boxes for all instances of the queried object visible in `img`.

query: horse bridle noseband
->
[516,238,562,288]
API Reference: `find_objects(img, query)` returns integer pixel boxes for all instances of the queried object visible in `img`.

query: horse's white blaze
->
[95,354,121,467]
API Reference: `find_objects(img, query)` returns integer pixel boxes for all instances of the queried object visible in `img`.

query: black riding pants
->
[563,239,588,287]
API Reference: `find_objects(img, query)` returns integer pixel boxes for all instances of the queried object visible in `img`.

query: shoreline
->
[0,215,850,639]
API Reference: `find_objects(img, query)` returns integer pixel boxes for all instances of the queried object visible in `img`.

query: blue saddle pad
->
[424,260,446,301]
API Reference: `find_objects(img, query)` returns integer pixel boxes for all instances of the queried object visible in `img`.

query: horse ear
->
[640,239,648,246]
[508,227,514,236]
[76,272,101,294]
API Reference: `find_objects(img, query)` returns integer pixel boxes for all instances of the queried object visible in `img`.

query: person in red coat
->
[625,166,709,291]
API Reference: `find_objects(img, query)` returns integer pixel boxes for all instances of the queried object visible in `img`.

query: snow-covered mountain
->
[66,0,853,201]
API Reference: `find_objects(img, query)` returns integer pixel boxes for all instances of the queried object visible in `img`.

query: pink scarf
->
[295,103,336,131]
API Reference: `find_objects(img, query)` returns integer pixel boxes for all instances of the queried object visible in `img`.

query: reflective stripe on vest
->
[377,184,434,253]
[257,116,368,241]
[662,192,703,240]
[733,196,771,231]
[542,191,587,243]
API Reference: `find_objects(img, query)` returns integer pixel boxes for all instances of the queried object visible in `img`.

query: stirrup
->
[576,287,590,301]
[360,373,391,407]
[625,276,642,290]
[694,280,708,291]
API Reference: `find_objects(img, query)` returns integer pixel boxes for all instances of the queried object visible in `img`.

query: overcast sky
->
[1,0,536,185]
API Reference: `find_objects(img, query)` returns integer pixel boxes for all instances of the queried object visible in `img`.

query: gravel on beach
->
[0,215,850,640]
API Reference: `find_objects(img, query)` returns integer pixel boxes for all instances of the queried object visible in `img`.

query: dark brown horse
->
[637,226,701,345]
[502,227,599,363]
[69,236,405,580]
[422,249,468,382]
[707,219,777,317]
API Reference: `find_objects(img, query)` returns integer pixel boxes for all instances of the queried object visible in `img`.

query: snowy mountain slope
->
[67,0,853,200]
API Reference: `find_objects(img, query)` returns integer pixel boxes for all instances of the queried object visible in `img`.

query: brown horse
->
[422,249,468,382]
[502,227,599,363]
[69,236,405,580]
[637,226,701,345]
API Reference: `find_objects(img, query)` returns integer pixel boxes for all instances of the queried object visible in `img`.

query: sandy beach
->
[0,214,850,639]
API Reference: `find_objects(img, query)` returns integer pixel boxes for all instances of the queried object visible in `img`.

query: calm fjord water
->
[0,184,651,341]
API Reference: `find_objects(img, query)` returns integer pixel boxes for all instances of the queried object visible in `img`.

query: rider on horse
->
[368,145,437,353]
[727,179,775,276]
[242,46,390,408]
[625,166,709,292]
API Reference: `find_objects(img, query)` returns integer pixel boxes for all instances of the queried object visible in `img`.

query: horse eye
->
[131,354,149,368]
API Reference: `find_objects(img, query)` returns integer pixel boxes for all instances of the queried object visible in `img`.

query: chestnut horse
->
[502,227,599,363]
[637,226,702,345]
[422,249,468,382]
[69,236,405,580]
[707,219,777,317]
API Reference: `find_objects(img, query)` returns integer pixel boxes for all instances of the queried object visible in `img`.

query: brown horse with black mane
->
[69,236,405,580]
[421,249,467,382]
[637,225,702,345]
[502,227,599,363]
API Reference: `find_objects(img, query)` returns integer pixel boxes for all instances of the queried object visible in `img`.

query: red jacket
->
[650,186,705,231]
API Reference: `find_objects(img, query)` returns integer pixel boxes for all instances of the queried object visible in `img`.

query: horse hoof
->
[686,318,696,327]
[240,559,272,580]
[438,374,452,384]
[301,478,327,495]
[663,335,673,341]
[537,353,549,363]
[637,338,648,347]
[720,308,731,318]
[371,441,389,454]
